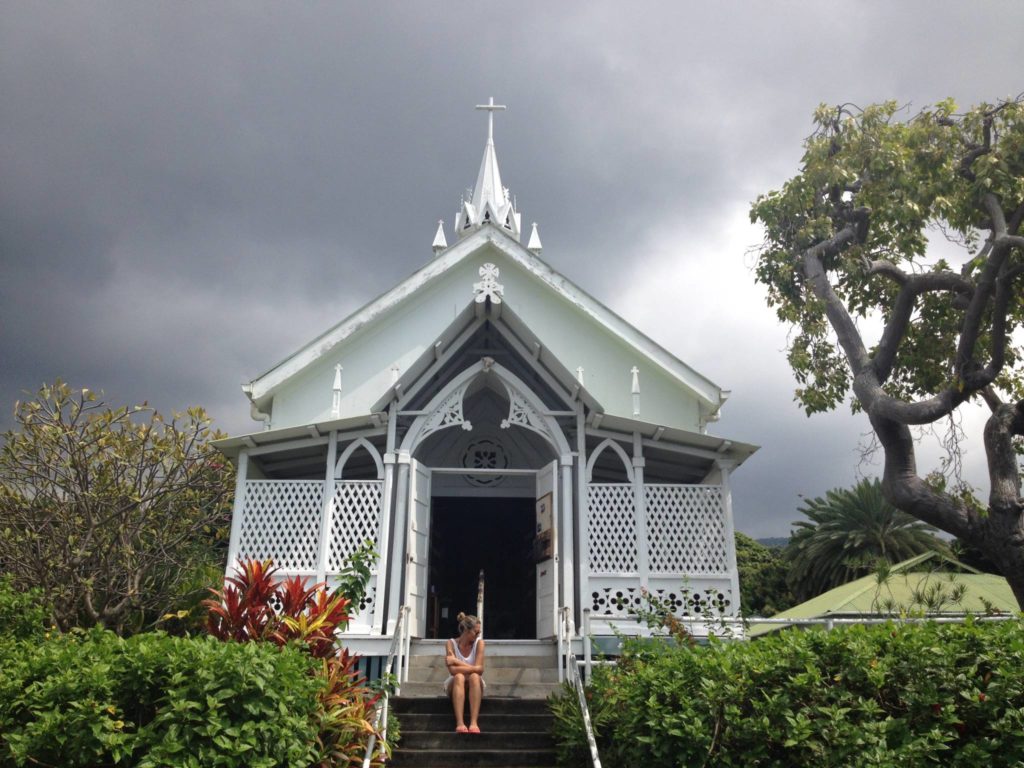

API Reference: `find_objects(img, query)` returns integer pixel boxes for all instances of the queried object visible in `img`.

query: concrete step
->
[398,712,551,733]
[409,653,559,670]
[407,666,560,684]
[398,681,561,699]
[388,748,557,767]
[409,639,558,660]
[393,696,551,715]
[398,730,554,750]
[389,694,557,768]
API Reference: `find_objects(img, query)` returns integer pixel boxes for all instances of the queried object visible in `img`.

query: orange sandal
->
[455,725,469,734]
[468,725,481,734]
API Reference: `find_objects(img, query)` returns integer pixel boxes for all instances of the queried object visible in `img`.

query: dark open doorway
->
[427,496,536,640]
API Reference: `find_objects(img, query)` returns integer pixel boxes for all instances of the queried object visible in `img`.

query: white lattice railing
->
[235,479,384,632]
[587,483,728,576]
[644,484,728,574]
[328,480,384,631]
[237,480,324,572]
[586,484,638,573]
[586,483,734,631]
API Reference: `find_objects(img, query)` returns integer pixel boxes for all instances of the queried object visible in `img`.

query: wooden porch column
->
[559,453,575,622]
[632,432,648,590]
[716,459,740,614]
[575,402,588,628]
[316,431,339,584]
[386,450,412,635]
[225,449,249,574]
[372,450,397,634]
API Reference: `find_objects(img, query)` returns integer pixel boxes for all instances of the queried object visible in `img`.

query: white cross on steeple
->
[475,97,506,143]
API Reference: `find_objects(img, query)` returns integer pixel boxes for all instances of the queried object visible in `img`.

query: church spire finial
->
[454,97,522,242]
[476,96,505,143]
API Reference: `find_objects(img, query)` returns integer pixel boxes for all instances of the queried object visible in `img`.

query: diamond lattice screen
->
[239,481,324,571]
[645,484,728,573]
[328,481,384,572]
[587,484,638,573]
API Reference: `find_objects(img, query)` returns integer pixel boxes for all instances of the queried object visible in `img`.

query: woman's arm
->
[445,639,485,675]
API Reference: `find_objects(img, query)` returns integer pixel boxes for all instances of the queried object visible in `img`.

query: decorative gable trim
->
[246,227,722,415]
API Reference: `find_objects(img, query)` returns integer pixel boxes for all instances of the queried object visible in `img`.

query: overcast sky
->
[3,2,1022,537]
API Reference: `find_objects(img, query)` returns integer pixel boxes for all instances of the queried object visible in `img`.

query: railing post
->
[583,608,592,683]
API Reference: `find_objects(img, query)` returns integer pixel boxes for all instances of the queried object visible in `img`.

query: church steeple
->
[454,97,522,242]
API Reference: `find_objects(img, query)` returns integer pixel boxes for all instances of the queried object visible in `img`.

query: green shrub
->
[0,629,326,767]
[0,576,49,641]
[551,620,1024,767]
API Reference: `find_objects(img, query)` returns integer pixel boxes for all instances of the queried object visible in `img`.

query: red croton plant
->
[204,559,383,767]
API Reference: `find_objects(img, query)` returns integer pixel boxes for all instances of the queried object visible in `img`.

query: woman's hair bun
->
[456,611,467,622]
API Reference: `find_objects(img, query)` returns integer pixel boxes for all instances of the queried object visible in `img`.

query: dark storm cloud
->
[2,1,1022,534]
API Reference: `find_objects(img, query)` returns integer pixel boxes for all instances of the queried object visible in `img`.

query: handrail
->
[362,605,409,768]
[560,606,602,768]
[477,569,485,631]
[594,613,1019,640]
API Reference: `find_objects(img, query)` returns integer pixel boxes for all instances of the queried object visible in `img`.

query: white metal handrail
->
[362,605,409,768]
[560,606,602,768]
[477,569,485,631]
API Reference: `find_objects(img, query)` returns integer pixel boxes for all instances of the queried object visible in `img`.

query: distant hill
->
[756,537,789,549]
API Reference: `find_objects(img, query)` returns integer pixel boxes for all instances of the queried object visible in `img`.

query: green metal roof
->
[749,551,1019,637]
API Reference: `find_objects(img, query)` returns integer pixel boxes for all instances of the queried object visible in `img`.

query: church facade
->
[215,101,757,651]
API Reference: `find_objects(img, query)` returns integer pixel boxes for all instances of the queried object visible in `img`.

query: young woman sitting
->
[443,612,485,733]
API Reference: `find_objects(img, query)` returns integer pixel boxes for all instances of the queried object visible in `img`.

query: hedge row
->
[551,620,1024,767]
[0,629,329,767]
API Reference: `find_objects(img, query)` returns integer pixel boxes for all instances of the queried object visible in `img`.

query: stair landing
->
[388,639,560,767]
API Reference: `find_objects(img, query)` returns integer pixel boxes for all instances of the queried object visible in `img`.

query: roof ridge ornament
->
[473,263,504,304]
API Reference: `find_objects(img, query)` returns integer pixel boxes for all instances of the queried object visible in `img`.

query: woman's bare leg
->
[467,672,482,729]
[450,673,467,728]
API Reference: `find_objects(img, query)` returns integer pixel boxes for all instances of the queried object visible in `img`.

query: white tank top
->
[451,636,480,665]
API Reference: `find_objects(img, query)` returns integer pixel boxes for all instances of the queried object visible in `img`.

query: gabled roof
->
[368,297,602,415]
[749,552,1019,636]
[245,225,725,416]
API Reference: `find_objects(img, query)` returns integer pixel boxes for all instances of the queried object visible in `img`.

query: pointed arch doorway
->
[399,359,569,641]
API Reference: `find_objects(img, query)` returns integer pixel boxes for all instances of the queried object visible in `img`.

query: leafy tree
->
[734,532,794,615]
[751,97,1024,604]
[0,381,233,633]
[785,478,948,600]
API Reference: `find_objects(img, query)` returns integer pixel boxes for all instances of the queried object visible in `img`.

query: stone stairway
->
[388,640,560,767]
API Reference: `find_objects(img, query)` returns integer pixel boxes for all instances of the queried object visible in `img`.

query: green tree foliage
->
[786,478,947,600]
[550,620,1024,767]
[750,97,1024,604]
[0,577,49,642]
[734,533,794,615]
[0,381,234,634]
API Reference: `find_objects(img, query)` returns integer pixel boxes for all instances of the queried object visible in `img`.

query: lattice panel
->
[325,577,377,633]
[238,481,324,571]
[589,584,643,616]
[587,484,637,573]
[328,481,383,572]
[650,587,732,616]
[645,484,728,574]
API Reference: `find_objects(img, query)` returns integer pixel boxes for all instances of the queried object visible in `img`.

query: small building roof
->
[749,551,1019,637]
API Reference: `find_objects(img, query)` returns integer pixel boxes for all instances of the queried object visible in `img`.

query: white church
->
[215,100,757,654]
